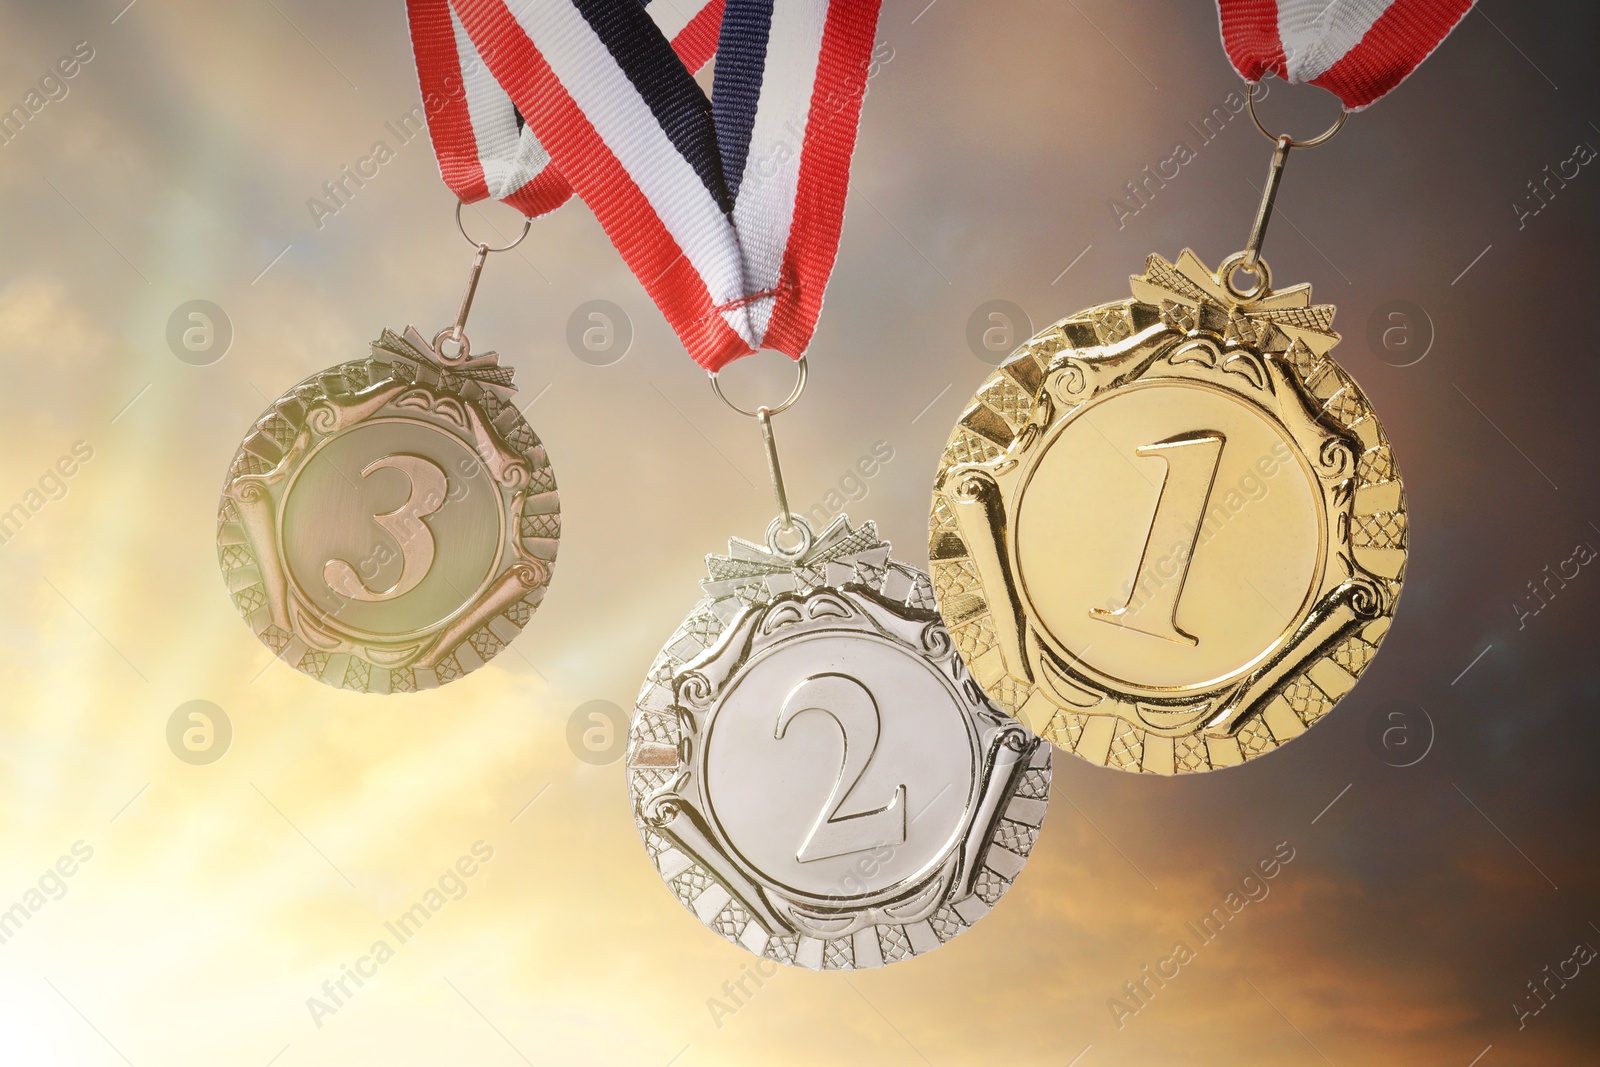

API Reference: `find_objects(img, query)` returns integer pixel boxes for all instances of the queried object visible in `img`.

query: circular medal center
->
[281,418,504,639]
[703,633,979,901]
[1015,380,1323,691]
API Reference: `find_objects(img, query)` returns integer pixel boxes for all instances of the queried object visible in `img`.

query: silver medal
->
[627,516,1050,969]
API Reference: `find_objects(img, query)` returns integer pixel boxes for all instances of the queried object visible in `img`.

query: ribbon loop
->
[1217,0,1475,110]
[408,0,725,219]
[420,0,883,371]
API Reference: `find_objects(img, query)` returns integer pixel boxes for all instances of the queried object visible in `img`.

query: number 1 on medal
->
[1092,430,1225,645]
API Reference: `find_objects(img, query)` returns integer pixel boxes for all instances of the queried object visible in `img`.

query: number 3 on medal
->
[323,455,449,602]
[777,674,907,863]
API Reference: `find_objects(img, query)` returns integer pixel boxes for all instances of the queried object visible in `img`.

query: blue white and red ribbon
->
[408,0,724,220]
[1217,0,1474,110]
[442,0,883,371]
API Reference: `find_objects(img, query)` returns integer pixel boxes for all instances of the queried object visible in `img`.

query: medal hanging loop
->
[709,356,811,558]
[756,408,812,558]
[757,410,794,532]
[1241,134,1291,276]
[708,354,808,418]
[1245,82,1347,148]
[437,242,489,360]
[1230,84,1350,295]
[435,202,532,360]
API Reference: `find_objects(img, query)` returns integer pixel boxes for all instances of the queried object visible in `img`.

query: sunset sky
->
[0,1,1596,1064]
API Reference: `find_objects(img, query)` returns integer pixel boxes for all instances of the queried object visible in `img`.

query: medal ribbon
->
[440,0,883,371]
[1217,0,1474,110]
[408,0,725,219]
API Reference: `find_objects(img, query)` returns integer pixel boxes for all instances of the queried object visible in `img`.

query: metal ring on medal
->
[628,517,1050,970]
[930,250,1406,774]
[215,326,559,693]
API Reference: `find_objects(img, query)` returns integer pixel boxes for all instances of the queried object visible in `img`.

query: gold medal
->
[929,248,1405,773]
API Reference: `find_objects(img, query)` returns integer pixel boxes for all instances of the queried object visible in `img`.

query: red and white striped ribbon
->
[408,0,723,220]
[1217,0,1474,110]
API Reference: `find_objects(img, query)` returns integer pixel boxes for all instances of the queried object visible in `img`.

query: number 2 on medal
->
[1092,430,1225,645]
[323,454,449,602]
[777,674,907,863]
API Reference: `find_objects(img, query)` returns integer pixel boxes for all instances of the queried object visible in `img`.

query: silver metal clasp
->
[435,201,532,361]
